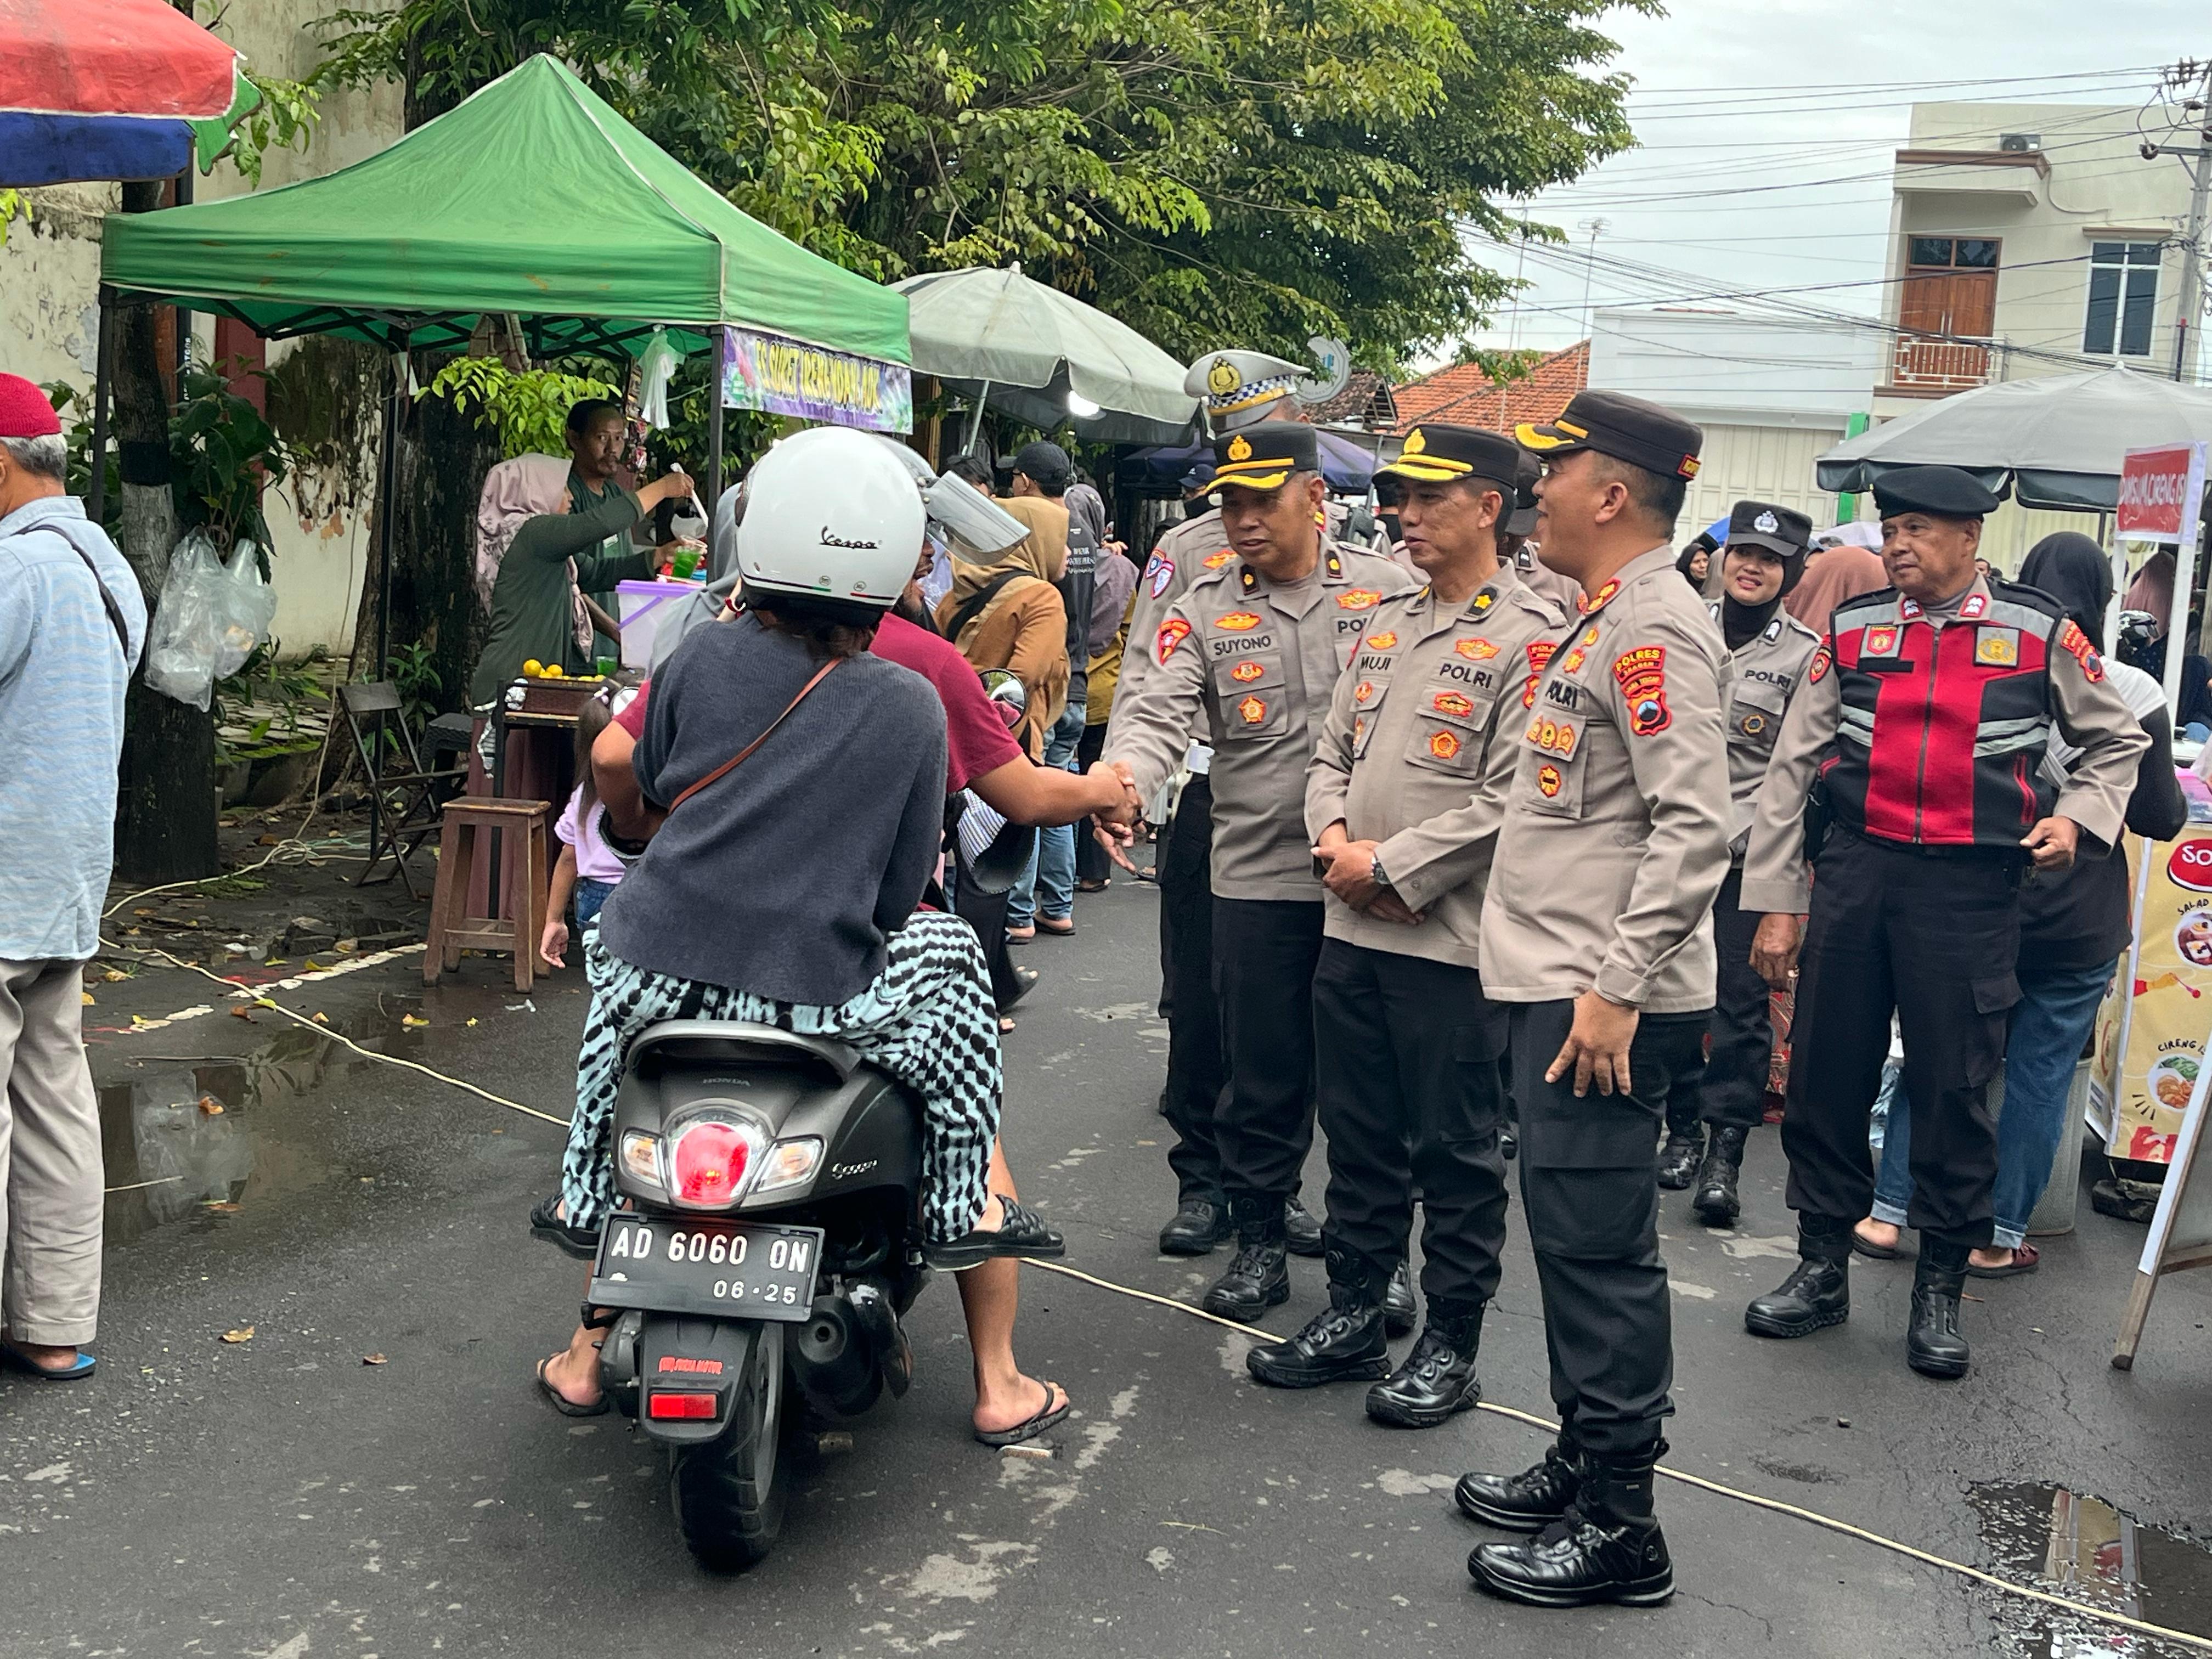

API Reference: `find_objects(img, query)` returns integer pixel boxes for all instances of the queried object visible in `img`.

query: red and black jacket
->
[1822,580,2070,850]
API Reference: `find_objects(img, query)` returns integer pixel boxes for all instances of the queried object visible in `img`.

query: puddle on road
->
[1970,1482,2212,1659]
[100,997,427,1244]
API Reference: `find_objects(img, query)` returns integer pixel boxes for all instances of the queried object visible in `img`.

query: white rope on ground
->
[1024,1259,2212,1656]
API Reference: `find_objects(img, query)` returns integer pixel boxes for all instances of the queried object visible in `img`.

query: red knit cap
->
[0,374,62,439]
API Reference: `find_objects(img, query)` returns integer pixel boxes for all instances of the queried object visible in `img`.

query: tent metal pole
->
[962,382,992,455]
[89,292,115,527]
[707,327,725,510]
[373,351,402,677]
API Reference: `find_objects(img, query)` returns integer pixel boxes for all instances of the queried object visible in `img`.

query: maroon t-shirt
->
[613,612,1021,795]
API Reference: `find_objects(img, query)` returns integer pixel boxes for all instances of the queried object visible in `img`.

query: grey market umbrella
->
[894,264,1198,447]
[1816,365,2212,512]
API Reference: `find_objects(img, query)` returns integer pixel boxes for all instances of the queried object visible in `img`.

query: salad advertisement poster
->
[2094,823,2212,1164]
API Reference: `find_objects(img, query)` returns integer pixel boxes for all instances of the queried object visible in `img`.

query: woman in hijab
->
[1675,532,1716,590]
[1858,532,2186,1277]
[1784,535,1888,637]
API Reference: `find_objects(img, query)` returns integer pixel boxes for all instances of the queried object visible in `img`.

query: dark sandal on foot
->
[531,1194,601,1261]
[927,1198,1068,1271]
[0,1341,95,1380]
[535,1356,610,1417]
[1850,1224,1904,1261]
[974,1381,1071,1448]
[1966,1242,2040,1279]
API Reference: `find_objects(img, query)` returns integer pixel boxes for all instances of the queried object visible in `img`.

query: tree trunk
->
[112,179,221,883]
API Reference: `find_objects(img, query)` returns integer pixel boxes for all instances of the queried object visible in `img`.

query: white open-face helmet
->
[731,425,927,614]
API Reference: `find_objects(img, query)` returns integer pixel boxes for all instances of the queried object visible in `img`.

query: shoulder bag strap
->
[943,569,1029,649]
[66,543,134,660]
[668,656,842,813]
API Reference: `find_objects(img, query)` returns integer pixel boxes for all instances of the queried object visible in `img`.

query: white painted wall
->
[0,4,403,661]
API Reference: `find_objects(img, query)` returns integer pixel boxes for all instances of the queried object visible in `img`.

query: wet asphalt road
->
[7,874,2212,1659]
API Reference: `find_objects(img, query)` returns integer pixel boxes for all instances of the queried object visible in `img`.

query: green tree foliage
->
[313,0,1640,370]
[423,357,621,458]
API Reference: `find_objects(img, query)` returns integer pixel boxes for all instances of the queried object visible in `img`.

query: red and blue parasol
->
[0,0,256,187]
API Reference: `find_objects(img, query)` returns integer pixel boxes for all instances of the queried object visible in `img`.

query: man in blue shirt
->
[0,374,148,1382]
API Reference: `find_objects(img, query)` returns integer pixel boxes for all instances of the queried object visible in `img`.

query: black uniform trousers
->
[1213,896,1324,1205]
[1314,940,1508,1310]
[1510,1000,1705,1459]
[1673,865,1773,1133]
[1158,776,1228,1203]
[1074,722,1113,887]
[1781,828,2015,1248]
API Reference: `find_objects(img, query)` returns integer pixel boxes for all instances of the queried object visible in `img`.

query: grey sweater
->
[596,613,949,1006]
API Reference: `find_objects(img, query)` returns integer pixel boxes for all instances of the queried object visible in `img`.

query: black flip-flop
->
[974,1380,1071,1448]
[535,1356,610,1417]
[1000,965,1041,1012]
[531,1195,601,1261]
[927,1198,1067,1272]
[1851,1227,1904,1261]
[1966,1243,2040,1279]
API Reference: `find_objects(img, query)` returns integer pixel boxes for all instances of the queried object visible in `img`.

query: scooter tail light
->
[662,1112,772,1210]
[647,1391,720,1420]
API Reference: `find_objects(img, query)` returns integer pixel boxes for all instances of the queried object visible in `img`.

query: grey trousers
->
[1,958,103,1346]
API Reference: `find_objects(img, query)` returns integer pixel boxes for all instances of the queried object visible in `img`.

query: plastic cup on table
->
[595,656,618,678]
[672,548,700,581]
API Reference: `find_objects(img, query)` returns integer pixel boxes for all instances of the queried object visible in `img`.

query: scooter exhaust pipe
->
[791,1296,884,1418]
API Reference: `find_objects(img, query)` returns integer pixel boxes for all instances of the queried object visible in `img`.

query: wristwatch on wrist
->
[1368,849,1393,891]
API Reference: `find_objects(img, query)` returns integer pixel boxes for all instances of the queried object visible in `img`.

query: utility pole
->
[1509,205,1531,349]
[2145,58,2212,382]
[1577,216,1610,346]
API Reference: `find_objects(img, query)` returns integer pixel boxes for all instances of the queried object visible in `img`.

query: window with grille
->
[2084,242,2160,357]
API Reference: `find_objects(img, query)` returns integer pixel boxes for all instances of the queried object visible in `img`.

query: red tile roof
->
[1389,342,1589,437]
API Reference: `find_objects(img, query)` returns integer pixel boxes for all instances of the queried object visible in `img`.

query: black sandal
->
[926,1198,1067,1272]
[531,1194,601,1261]
[535,1355,610,1417]
[973,1379,1071,1448]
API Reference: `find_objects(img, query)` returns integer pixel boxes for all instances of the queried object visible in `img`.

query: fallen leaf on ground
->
[82,991,95,1006]
[465,1017,479,1027]
[134,908,156,918]
[310,1012,330,1024]
[221,1325,255,1343]
[197,1095,225,1116]
[257,834,282,846]
[401,1014,428,1028]
[229,1006,253,1020]
[363,1354,387,1366]
[102,969,127,982]
[203,1200,241,1214]
[302,960,325,972]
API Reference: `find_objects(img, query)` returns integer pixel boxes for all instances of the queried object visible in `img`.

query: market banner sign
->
[720,328,912,434]
[2118,443,2207,543]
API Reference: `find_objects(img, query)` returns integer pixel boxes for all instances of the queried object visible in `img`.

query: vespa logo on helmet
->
[820,526,882,549]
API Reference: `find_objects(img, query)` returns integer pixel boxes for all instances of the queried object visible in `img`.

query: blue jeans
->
[1011,700,1087,927]
[1872,960,2112,1249]
[573,877,616,932]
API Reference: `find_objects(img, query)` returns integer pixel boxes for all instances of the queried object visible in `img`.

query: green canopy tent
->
[92,52,910,667]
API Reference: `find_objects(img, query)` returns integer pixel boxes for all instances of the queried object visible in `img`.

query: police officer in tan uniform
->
[1122,351,1342,1260]
[1103,423,1413,1320]
[1654,501,1821,1223]
[1452,391,1731,1612]
[1242,425,1564,1430]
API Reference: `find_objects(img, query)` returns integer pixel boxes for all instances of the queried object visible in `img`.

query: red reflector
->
[647,1390,720,1420]
[672,1121,751,1204]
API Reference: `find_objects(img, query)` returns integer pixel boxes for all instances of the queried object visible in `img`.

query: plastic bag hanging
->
[636,327,680,430]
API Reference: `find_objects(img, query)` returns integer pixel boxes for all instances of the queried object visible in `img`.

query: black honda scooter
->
[586,1019,929,1570]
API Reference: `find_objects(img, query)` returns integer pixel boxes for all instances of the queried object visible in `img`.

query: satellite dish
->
[1295,336,1352,406]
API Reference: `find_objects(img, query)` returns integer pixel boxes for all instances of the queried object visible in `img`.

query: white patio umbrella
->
[893,264,1199,448]
[1815,365,2212,511]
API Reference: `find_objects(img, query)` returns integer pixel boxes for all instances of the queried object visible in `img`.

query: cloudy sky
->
[1458,0,2200,360]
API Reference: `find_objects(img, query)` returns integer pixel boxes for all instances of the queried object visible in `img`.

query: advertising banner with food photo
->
[2093,818,2212,1165]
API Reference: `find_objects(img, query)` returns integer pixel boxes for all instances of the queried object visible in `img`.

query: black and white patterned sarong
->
[561,910,1002,1243]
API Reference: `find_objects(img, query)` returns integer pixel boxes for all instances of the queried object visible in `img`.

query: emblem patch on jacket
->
[1537,764,1563,798]
[1215,612,1262,631]
[1612,645,1671,737]
[1428,729,1462,761]
[1237,693,1269,725]
[1455,637,1500,661]
[1336,590,1383,611]
[1156,619,1193,664]
[1231,659,1265,683]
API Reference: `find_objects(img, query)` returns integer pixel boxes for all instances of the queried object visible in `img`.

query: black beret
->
[1871,465,2001,521]
[1726,500,1812,558]
[1378,423,1521,490]
[1212,422,1319,491]
[1517,389,1704,482]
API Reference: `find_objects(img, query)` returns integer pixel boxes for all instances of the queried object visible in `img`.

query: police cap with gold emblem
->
[1184,349,1308,432]
[1516,389,1704,482]
[1377,422,1521,491]
[1211,422,1320,492]
[1871,465,2002,522]
[1725,499,1812,560]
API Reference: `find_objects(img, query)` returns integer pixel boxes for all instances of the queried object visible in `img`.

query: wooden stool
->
[424,797,551,990]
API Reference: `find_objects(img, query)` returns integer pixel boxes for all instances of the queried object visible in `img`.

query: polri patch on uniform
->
[1454,637,1500,660]
[1156,619,1193,664]
[1973,627,2019,667]
[1612,645,1671,737]
[1561,648,1587,674]
[1432,690,1474,717]
[1809,645,1831,684]
[1366,631,1399,650]
[1741,712,1766,736]
[1215,611,1263,631]
[1864,624,1901,657]
[1428,729,1462,761]
[1355,679,1377,704]
[1472,590,1496,612]
[1960,592,1989,620]
[1237,693,1269,725]
[1527,641,1558,672]
[1336,590,1383,611]
[1231,659,1265,683]
[1577,579,1620,615]
[1537,764,1564,798]
[2056,618,2105,682]
[1581,625,1601,646]
[1149,557,1176,598]
[1203,550,1235,569]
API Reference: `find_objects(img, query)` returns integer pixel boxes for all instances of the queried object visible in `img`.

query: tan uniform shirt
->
[1740,574,2152,915]
[1105,540,1415,901]
[1479,543,1734,1013]
[1712,602,1822,860]
[1306,566,1568,967]
[1513,543,1583,614]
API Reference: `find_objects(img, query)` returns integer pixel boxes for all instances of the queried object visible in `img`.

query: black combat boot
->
[1468,1446,1673,1609]
[1906,1238,1972,1380]
[1656,1126,1703,1190]
[1690,1124,1748,1226]
[1454,1430,1582,1532]
[1283,1193,1324,1257]
[1158,1197,1230,1256]
[1366,1304,1482,1429]
[1246,1247,1389,1388]
[1383,1260,1417,1338]
[1201,1192,1291,1320]
[1744,1217,1851,1339]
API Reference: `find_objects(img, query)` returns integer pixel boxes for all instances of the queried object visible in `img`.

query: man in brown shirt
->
[1454,391,1731,1613]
